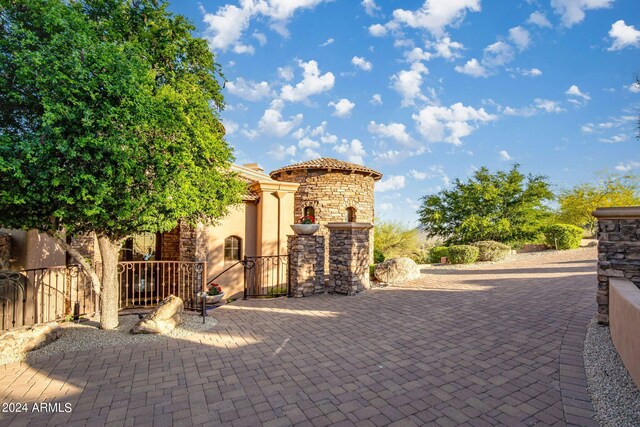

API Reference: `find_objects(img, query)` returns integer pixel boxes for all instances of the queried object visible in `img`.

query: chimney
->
[243,163,264,173]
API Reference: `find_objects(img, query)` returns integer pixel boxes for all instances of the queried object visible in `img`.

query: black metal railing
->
[117,260,206,310]
[243,255,290,299]
[0,265,97,331]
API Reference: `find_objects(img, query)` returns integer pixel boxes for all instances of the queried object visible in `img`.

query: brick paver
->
[0,248,597,426]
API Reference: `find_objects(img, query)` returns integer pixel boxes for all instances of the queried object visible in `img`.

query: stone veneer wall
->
[0,232,11,270]
[287,235,325,297]
[160,221,207,262]
[272,169,376,271]
[594,207,640,325]
[327,223,373,295]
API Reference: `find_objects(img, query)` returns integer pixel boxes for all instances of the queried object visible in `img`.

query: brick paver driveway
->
[1,248,598,426]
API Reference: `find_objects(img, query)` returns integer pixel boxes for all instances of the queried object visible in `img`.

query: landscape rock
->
[130,295,183,334]
[374,257,420,284]
[0,322,62,354]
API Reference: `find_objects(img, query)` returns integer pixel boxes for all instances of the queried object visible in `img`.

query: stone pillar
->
[0,232,11,270]
[287,235,325,297]
[326,223,373,295]
[593,207,640,325]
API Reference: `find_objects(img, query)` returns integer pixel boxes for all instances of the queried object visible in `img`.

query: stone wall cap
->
[593,206,640,219]
[325,222,374,230]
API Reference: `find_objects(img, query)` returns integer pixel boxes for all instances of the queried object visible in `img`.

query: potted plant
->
[198,283,225,304]
[291,215,320,235]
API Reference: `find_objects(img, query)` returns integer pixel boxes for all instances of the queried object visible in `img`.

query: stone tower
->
[270,158,382,271]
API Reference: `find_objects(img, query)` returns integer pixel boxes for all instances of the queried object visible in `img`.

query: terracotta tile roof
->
[270,157,382,181]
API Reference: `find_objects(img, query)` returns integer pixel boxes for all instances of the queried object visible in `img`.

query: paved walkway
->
[1,248,598,426]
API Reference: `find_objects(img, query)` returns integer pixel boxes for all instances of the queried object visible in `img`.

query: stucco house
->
[1,158,382,301]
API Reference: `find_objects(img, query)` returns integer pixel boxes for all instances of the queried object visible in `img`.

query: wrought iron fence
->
[243,255,290,299]
[117,261,206,310]
[0,265,97,331]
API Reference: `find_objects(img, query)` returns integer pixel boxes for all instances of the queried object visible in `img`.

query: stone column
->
[0,232,10,270]
[593,207,640,325]
[287,235,325,297]
[326,222,373,296]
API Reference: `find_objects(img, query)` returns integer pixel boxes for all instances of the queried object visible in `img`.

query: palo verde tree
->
[556,173,640,236]
[417,165,553,245]
[0,0,245,329]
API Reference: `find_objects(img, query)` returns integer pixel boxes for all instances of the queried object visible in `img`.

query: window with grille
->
[224,236,241,261]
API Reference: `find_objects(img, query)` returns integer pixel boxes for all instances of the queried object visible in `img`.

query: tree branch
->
[46,231,101,295]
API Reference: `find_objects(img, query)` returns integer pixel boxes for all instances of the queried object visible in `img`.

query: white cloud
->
[391,61,430,106]
[267,144,297,160]
[370,94,383,105]
[615,160,640,172]
[599,133,629,143]
[429,37,465,60]
[528,11,552,28]
[320,38,334,47]
[565,84,591,103]
[368,23,388,37]
[328,98,355,118]
[521,68,543,77]
[378,202,394,212]
[581,123,595,133]
[404,47,432,63]
[362,0,381,16]
[278,66,294,81]
[301,148,321,160]
[333,139,367,164]
[280,60,335,103]
[375,175,406,192]
[551,0,613,27]
[258,108,303,137]
[409,169,428,180]
[455,58,488,78]
[352,56,373,71]
[508,26,531,52]
[226,78,273,102]
[223,120,239,135]
[368,121,413,145]
[608,20,640,51]
[534,98,565,113]
[483,41,515,68]
[298,137,320,149]
[252,32,267,46]
[413,103,497,145]
[628,82,640,93]
[392,0,481,37]
[499,150,512,161]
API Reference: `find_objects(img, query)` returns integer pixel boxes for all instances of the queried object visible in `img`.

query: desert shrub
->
[369,264,376,278]
[447,245,479,264]
[373,248,385,263]
[472,240,511,261]
[428,246,449,263]
[544,224,583,250]
[374,220,421,260]
[411,245,431,264]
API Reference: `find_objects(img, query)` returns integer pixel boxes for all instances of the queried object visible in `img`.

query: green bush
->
[373,248,385,263]
[472,240,511,261]
[374,220,421,260]
[447,245,479,264]
[544,224,583,250]
[369,264,376,278]
[428,246,449,263]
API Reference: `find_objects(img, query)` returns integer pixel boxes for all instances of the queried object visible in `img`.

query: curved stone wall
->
[273,169,375,271]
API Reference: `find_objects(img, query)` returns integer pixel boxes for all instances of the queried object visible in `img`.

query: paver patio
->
[0,248,598,426]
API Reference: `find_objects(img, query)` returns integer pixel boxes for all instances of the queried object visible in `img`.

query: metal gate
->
[243,255,290,299]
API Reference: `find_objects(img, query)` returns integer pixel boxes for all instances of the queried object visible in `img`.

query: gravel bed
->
[584,316,640,426]
[0,313,218,366]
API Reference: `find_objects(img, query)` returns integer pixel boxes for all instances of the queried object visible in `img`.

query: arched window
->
[303,206,315,218]
[224,236,241,261]
[346,207,356,222]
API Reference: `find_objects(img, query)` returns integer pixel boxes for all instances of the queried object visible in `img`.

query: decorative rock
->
[0,322,61,354]
[130,295,183,334]
[374,257,420,284]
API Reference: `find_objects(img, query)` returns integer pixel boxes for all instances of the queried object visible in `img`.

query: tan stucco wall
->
[610,278,640,389]
[0,229,65,270]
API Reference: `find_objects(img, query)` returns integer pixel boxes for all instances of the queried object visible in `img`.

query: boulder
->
[0,322,62,354]
[130,295,183,335]
[374,257,420,284]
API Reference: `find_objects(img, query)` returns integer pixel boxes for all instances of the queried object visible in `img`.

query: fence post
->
[243,256,248,300]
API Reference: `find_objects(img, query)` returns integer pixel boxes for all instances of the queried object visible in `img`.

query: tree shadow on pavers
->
[0,269,596,427]
[424,264,595,276]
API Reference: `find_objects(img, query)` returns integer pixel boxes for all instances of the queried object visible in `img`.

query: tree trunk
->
[97,235,123,330]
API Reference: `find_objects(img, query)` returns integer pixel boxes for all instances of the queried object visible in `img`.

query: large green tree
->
[557,173,640,235]
[0,0,245,329]
[417,165,553,245]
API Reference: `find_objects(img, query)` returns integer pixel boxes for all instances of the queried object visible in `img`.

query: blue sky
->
[168,0,639,224]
